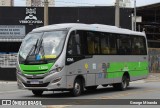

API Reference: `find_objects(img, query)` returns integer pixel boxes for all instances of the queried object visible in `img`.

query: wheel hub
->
[75,83,80,94]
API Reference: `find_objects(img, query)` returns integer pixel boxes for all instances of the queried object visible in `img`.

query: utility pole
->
[44,0,49,26]
[115,0,120,27]
[134,0,136,31]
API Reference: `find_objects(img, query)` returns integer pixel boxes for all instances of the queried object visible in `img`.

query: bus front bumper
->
[17,73,68,91]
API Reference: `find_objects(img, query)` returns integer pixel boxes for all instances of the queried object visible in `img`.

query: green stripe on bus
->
[106,62,148,78]
[20,63,54,75]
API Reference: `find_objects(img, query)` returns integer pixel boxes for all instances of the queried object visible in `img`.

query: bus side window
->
[87,32,95,54]
[100,33,110,54]
[95,36,100,54]
[87,36,94,54]
[109,34,117,55]
[67,31,81,55]
[117,35,131,55]
[131,36,147,55]
[86,32,100,55]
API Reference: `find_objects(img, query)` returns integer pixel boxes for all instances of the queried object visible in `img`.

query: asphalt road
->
[0,80,160,108]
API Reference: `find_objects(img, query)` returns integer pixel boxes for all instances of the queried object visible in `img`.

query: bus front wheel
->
[32,90,43,96]
[113,76,128,91]
[70,79,83,97]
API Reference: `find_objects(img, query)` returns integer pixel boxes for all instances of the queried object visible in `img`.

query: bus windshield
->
[19,30,67,64]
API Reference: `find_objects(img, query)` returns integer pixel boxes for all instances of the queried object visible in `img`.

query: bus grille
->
[22,71,48,75]
[23,82,50,87]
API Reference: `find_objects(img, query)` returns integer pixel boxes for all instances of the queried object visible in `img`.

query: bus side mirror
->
[68,49,72,55]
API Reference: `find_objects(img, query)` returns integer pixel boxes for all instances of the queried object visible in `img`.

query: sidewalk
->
[0,81,17,84]
[145,73,160,82]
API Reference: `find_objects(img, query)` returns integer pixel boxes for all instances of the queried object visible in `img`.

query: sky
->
[14,0,160,7]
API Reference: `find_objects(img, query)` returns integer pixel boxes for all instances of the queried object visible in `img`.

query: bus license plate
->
[30,81,40,84]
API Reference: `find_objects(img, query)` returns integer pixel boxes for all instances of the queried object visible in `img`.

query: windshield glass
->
[19,30,67,63]
[42,31,66,58]
[19,33,42,60]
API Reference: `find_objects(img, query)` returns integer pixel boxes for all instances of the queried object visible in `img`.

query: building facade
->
[137,3,160,48]
[26,0,55,7]
[137,3,160,73]
[0,0,14,6]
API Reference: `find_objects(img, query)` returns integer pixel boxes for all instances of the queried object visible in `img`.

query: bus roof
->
[32,23,145,36]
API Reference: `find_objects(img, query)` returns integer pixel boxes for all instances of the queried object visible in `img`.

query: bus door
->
[66,31,85,86]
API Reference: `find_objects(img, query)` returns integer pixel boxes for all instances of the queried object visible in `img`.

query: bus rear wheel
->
[113,76,128,91]
[32,90,43,96]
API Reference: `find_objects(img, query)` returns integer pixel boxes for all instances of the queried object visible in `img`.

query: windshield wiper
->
[25,39,39,64]
[24,38,48,64]
[33,39,39,54]
[37,39,48,63]
[36,38,43,54]
[41,45,47,63]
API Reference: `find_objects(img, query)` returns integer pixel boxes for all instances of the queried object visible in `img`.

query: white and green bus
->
[17,23,148,96]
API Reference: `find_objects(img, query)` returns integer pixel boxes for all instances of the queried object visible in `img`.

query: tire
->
[32,90,43,96]
[85,86,97,91]
[113,76,128,91]
[71,79,83,97]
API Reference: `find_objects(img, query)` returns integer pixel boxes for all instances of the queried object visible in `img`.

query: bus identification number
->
[39,66,48,70]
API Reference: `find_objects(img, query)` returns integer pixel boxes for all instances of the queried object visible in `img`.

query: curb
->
[145,80,160,82]
[130,80,146,83]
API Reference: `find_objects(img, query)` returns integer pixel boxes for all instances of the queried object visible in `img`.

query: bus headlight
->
[16,67,22,74]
